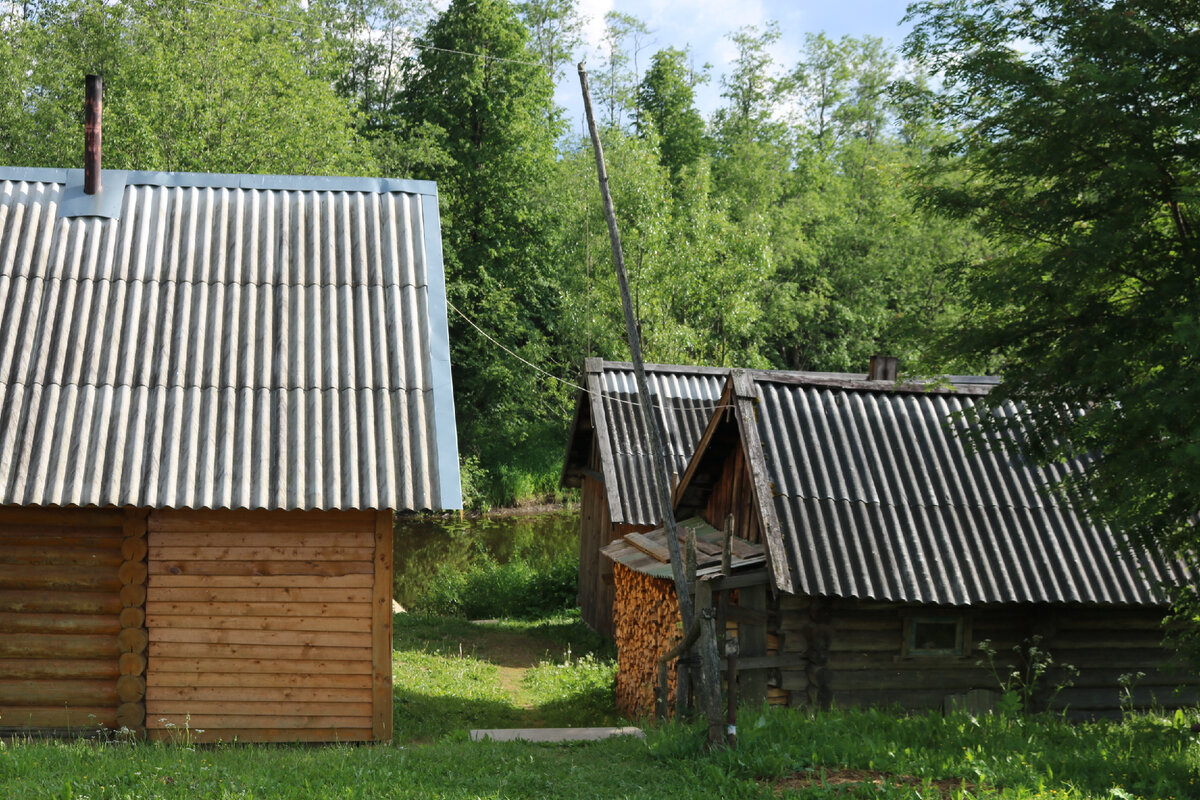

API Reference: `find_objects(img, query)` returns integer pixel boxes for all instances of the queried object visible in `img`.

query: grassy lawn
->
[1,613,1198,799]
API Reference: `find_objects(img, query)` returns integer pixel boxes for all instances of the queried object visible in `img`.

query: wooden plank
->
[150,560,373,577]
[147,713,372,729]
[0,565,121,592]
[0,527,123,547]
[147,726,373,743]
[0,508,124,527]
[0,612,121,635]
[704,570,770,592]
[0,706,118,728]
[149,546,375,562]
[736,652,808,671]
[148,531,374,548]
[372,509,393,743]
[147,671,372,689]
[0,633,119,659]
[0,680,118,706]
[148,510,376,533]
[145,601,370,618]
[146,700,373,717]
[147,642,371,662]
[146,686,373,703]
[0,590,121,615]
[146,614,371,633]
[0,545,122,567]
[150,657,373,674]
[149,628,372,648]
[147,574,374,589]
[146,587,372,603]
[624,532,671,563]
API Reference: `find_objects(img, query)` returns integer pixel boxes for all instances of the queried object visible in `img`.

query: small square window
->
[908,617,962,656]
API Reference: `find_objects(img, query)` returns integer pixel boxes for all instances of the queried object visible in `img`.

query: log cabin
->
[598,366,1198,719]
[0,167,461,742]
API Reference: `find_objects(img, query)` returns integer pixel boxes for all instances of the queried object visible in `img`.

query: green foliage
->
[902,0,1200,567]
[637,48,706,182]
[393,0,568,493]
[5,0,372,174]
[411,556,578,619]
[976,636,1079,715]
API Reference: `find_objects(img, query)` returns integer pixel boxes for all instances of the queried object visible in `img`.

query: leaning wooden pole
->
[578,63,725,747]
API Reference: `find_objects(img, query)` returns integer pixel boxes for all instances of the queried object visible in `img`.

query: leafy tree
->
[636,47,706,182]
[6,0,372,174]
[902,0,1200,557]
[395,0,565,481]
[516,0,584,81]
[593,10,652,130]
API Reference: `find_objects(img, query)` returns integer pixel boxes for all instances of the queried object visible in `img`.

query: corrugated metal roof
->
[748,376,1189,605]
[592,363,728,525]
[0,168,461,511]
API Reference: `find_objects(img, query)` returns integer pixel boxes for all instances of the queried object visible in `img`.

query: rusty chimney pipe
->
[868,355,899,382]
[84,75,103,195]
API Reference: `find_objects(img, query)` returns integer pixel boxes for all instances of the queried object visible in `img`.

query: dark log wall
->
[579,440,653,636]
[0,507,131,734]
[776,595,1200,718]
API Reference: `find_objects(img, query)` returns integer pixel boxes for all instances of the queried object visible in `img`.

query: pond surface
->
[392,508,580,606]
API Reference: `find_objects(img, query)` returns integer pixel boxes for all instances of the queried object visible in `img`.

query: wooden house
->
[0,167,461,742]
[601,368,1197,718]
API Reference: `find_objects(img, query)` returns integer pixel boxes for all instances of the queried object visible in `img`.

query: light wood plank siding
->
[0,507,126,734]
[145,509,388,743]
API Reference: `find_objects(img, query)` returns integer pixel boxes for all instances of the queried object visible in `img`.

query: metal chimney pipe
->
[84,75,103,195]
[868,355,899,382]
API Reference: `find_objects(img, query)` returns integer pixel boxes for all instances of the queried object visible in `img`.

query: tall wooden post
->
[578,63,725,747]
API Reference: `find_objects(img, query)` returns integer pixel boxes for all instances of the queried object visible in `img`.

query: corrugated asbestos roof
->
[0,167,461,511]
[590,363,729,525]
[747,376,1190,605]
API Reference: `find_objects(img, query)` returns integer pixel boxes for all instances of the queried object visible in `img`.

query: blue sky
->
[558,0,919,129]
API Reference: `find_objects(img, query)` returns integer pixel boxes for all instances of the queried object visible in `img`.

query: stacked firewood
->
[612,563,681,718]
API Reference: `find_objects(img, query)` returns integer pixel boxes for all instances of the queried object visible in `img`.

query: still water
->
[392,508,581,607]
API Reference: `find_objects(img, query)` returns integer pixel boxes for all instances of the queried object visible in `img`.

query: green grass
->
[1,614,1197,799]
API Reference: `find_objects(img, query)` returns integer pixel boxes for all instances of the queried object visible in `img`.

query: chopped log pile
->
[612,564,681,718]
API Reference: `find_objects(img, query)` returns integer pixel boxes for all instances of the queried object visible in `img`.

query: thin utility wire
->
[447,299,731,416]
[179,0,542,67]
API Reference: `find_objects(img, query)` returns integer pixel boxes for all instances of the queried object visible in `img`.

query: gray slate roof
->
[0,167,461,511]
[561,360,875,526]
[743,374,1189,605]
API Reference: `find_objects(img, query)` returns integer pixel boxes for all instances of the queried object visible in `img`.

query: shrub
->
[411,556,578,619]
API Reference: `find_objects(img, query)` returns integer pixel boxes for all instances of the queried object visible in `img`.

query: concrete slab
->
[469,727,645,743]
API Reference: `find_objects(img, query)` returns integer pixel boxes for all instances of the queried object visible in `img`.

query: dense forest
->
[1,0,1156,512]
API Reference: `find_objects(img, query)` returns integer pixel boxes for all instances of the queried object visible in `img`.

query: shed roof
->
[0,167,461,511]
[694,371,1190,606]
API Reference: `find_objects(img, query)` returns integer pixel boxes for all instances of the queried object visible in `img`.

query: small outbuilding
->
[584,365,1198,718]
[0,167,461,741]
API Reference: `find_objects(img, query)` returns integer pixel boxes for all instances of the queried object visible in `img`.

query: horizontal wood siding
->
[777,596,1200,718]
[0,506,125,734]
[146,509,382,743]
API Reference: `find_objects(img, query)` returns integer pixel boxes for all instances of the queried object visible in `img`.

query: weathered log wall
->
[778,596,1200,718]
[0,507,129,733]
[579,443,653,635]
[144,509,392,743]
